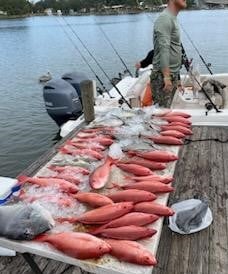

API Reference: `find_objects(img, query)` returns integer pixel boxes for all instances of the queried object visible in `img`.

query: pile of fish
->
[12,107,192,266]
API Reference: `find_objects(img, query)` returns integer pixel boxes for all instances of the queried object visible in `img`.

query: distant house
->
[158,4,168,9]
[0,10,7,15]
[57,10,62,16]
[103,5,125,13]
[79,8,87,13]
[44,8,53,16]
[69,9,75,15]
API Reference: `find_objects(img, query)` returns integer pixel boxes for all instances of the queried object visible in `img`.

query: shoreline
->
[0,7,227,20]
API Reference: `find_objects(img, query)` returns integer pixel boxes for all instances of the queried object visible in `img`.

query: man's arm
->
[155,16,173,91]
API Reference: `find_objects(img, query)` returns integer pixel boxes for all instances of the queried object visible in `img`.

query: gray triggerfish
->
[0,203,54,240]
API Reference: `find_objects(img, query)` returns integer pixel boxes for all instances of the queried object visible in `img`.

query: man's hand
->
[135,62,141,69]
[178,84,184,93]
[163,78,173,92]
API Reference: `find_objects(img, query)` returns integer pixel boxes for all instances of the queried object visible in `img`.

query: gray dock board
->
[0,126,228,274]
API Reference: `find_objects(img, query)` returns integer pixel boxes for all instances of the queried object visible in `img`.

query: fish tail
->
[34,233,49,242]
[59,147,69,154]
[107,155,118,165]
[127,150,136,156]
[48,165,56,171]
[106,182,122,190]
[17,175,30,185]
[66,140,73,145]
[89,224,108,235]
[123,175,132,180]
[55,217,78,224]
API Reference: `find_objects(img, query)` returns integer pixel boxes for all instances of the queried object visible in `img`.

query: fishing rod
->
[180,23,213,75]
[98,25,133,77]
[181,44,221,113]
[60,16,132,108]
[55,17,112,98]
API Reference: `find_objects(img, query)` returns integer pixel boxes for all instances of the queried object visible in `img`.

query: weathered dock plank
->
[154,126,228,274]
[1,126,228,274]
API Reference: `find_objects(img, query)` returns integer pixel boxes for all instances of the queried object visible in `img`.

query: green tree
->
[0,0,31,15]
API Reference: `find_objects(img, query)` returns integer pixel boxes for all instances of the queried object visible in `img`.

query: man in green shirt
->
[151,0,187,107]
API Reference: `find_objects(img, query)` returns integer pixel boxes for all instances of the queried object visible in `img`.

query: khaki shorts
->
[150,71,179,108]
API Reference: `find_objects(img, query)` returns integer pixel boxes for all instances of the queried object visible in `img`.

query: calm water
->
[1,10,228,177]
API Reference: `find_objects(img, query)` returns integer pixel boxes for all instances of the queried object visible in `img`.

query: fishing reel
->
[96,87,105,97]
[205,102,213,116]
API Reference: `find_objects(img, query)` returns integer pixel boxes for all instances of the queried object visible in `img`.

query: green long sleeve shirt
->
[152,8,182,75]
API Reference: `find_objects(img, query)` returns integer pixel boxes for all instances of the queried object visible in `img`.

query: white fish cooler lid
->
[0,176,20,205]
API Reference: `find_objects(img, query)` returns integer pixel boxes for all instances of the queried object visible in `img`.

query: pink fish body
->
[74,192,113,207]
[121,157,166,170]
[168,122,192,128]
[20,193,75,207]
[128,150,178,162]
[134,201,175,216]
[164,111,191,118]
[60,146,103,160]
[73,202,134,224]
[48,165,90,175]
[47,174,80,185]
[68,140,106,151]
[116,163,152,176]
[36,232,111,259]
[93,225,156,240]
[162,115,192,125]
[147,135,183,146]
[91,212,159,234]
[77,132,97,139]
[107,189,156,203]
[105,239,157,265]
[89,157,113,189]
[160,130,185,139]
[123,181,173,193]
[125,174,174,184]
[160,125,193,135]
[17,175,78,193]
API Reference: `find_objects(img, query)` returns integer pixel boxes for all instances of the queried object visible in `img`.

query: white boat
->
[59,71,228,137]
[39,72,52,83]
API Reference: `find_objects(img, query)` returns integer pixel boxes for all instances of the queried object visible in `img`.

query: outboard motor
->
[43,79,82,126]
[62,72,89,102]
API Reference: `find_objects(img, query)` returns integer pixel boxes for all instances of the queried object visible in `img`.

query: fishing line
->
[181,45,221,113]
[60,16,132,108]
[55,16,112,98]
[97,24,133,77]
[184,138,228,145]
[180,22,213,75]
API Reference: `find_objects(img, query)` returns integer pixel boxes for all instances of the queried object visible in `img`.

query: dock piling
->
[80,80,95,123]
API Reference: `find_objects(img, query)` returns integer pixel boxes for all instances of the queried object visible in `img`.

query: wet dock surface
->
[0,126,227,274]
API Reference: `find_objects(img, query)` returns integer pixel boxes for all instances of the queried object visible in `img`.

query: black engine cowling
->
[43,79,82,126]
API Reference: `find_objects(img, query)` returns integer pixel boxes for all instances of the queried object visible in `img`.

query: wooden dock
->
[0,126,227,274]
